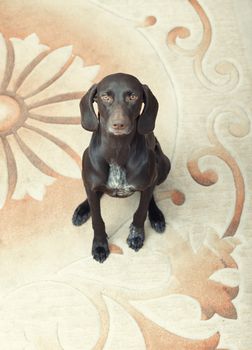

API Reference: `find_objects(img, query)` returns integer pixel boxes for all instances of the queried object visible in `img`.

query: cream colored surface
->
[0,1,251,349]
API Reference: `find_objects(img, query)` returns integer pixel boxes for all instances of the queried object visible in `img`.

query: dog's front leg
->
[86,189,109,263]
[127,186,154,251]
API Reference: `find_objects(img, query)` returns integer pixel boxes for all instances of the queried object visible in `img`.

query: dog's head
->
[80,73,158,136]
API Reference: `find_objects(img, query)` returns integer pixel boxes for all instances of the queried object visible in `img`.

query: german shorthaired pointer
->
[72,73,171,262]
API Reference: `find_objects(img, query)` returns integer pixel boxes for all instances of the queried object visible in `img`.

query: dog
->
[72,73,171,263]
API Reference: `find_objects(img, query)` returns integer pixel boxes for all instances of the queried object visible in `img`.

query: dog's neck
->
[98,127,137,166]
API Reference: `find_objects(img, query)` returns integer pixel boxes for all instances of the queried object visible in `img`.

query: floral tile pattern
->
[0,33,99,206]
[0,0,251,349]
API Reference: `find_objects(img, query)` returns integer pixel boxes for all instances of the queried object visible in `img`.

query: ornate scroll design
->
[167,0,239,92]
[187,105,250,237]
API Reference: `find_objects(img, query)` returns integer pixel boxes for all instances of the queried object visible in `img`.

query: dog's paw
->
[92,239,110,263]
[72,201,91,226]
[127,224,145,251]
[148,208,166,233]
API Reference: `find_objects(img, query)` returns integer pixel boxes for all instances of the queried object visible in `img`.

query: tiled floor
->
[0,1,251,349]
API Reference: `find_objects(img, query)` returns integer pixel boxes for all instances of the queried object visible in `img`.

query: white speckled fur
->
[107,163,135,197]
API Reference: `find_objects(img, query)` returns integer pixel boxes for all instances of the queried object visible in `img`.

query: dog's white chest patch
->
[107,163,135,197]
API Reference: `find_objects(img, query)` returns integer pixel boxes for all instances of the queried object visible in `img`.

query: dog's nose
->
[112,122,126,130]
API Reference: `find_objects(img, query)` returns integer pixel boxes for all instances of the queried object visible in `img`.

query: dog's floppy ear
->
[137,84,159,135]
[80,84,98,131]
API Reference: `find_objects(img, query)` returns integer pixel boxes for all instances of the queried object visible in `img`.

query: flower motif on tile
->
[166,229,239,320]
[0,231,226,350]
[0,33,99,208]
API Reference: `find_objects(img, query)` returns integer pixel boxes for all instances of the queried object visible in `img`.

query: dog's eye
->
[101,95,113,103]
[128,93,138,101]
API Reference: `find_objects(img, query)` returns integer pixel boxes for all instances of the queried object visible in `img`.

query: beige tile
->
[0,0,251,348]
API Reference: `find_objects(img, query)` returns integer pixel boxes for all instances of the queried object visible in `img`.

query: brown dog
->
[72,73,170,262]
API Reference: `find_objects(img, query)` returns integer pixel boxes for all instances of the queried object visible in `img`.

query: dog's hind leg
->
[72,192,103,226]
[148,196,166,233]
[72,199,91,226]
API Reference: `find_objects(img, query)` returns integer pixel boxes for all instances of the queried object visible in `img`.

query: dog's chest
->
[106,163,135,197]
